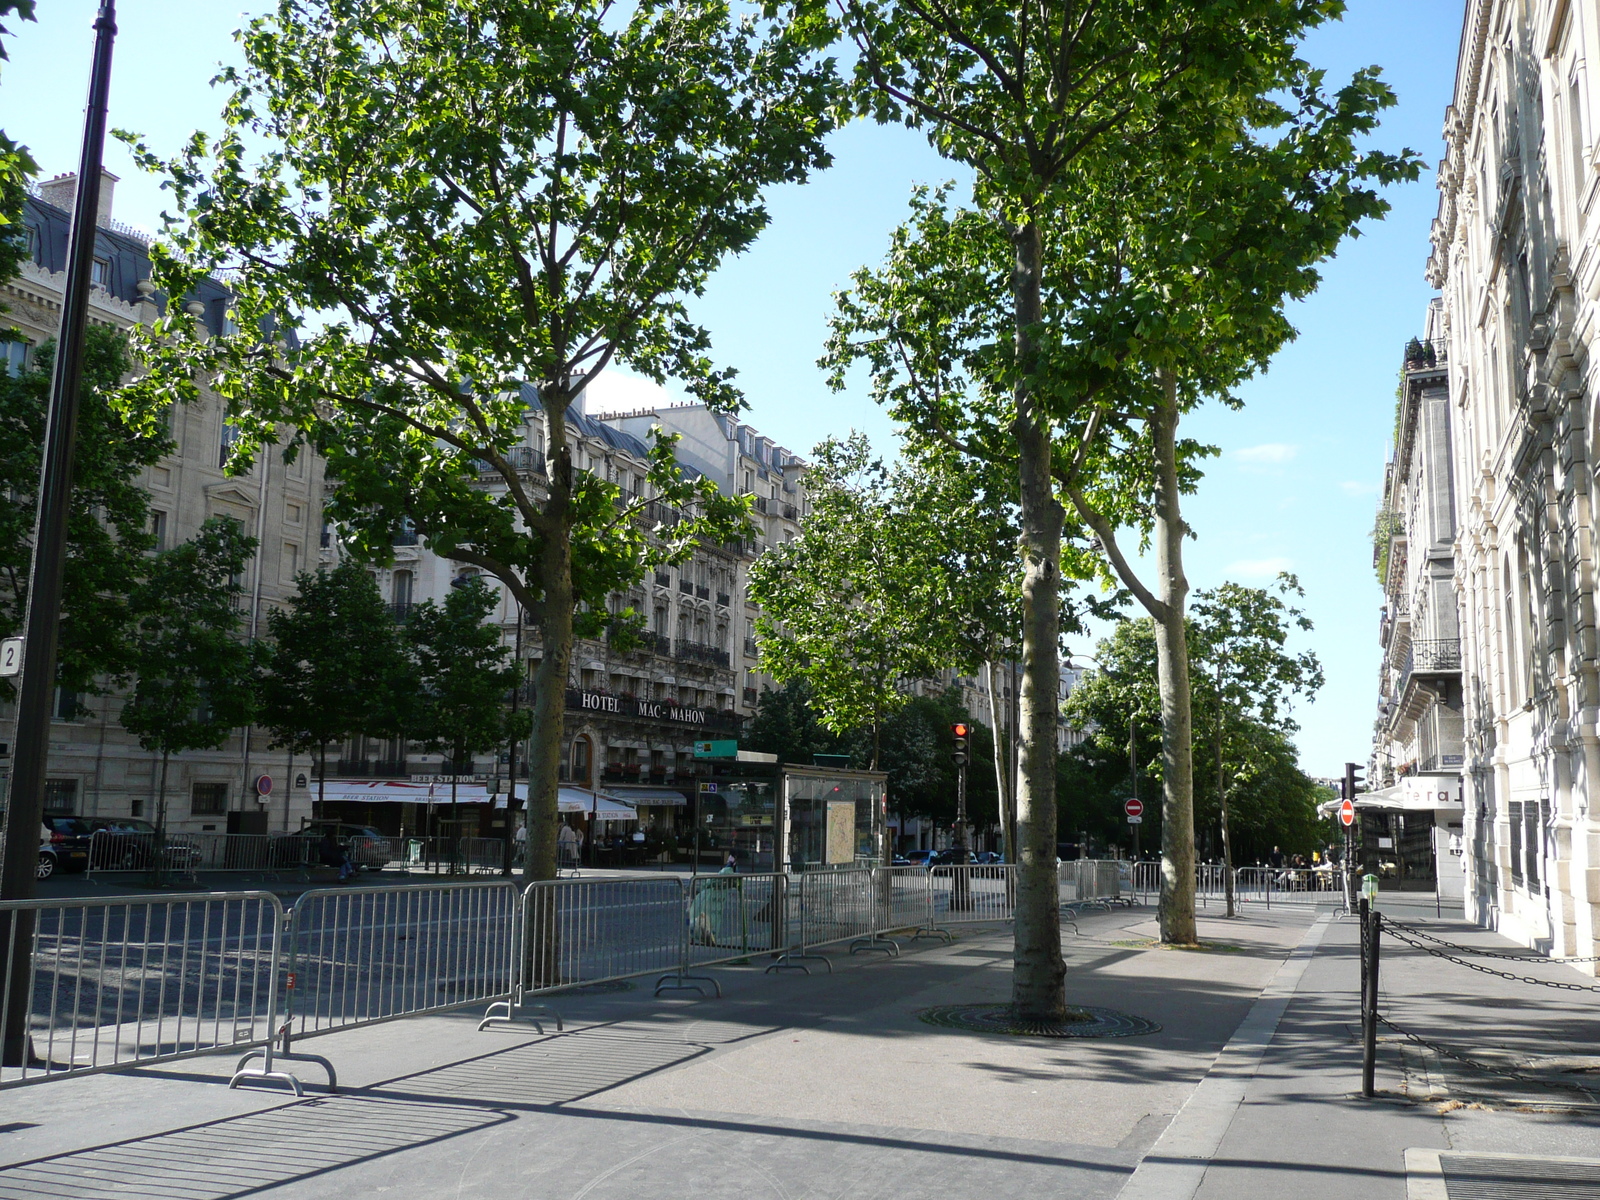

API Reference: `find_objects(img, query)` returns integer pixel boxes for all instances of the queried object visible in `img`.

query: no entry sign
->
[1339,798,1356,827]
[1125,798,1144,819]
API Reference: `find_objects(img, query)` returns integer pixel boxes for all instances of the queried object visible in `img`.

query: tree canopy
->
[120,0,840,882]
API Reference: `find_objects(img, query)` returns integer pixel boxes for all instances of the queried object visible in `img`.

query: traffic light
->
[1344,761,1364,799]
[951,722,969,767]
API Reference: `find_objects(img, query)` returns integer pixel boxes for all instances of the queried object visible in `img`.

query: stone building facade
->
[1,172,327,833]
[1369,302,1468,895]
[1421,0,1600,959]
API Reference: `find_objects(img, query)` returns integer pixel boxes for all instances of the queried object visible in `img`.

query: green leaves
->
[116,0,835,718]
[747,432,1016,760]
[258,562,411,756]
[405,576,525,764]
[0,327,169,698]
[120,517,260,757]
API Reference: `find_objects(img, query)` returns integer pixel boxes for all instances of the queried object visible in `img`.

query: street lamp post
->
[0,0,119,1069]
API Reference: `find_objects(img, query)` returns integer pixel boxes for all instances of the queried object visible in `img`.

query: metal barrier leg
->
[478,996,564,1034]
[911,872,951,943]
[230,1027,336,1095]
[849,934,899,956]
[654,971,721,997]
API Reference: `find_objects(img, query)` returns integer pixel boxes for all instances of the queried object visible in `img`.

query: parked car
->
[36,818,92,878]
[81,816,200,871]
[928,848,972,867]
[890,854,912,866]
[974,851,1002,865]
[903,850,935,869]
[294,821,393,870]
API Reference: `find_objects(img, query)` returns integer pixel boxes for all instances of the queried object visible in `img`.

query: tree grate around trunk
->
[916,1003,1161,1039]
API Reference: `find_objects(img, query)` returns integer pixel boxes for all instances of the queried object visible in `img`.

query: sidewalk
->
[0,897,1593,1198]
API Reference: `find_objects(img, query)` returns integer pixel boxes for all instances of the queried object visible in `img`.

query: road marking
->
[1115,913,1334,1200]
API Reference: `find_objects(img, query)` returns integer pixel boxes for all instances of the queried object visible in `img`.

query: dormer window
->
[90,257,109,288]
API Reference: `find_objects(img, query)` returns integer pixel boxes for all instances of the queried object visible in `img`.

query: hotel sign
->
[568,688,712,727]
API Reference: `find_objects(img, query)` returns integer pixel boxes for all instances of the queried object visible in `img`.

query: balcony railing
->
[742,686,758,705]
[387,601,414,622]
[675,641,731,668]
[1411,639,1461,672]
[678,579,693,594]
[716,591,730,607]
[696,585,710,600]
[744,637,758,658]
[654,571,671,587]
[781,503,798,520]
[753,496,769,514]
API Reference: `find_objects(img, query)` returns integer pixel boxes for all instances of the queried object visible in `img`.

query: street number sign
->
[0,637,20,677]
[1339,798,1356,827]
[1124,798,1144,818]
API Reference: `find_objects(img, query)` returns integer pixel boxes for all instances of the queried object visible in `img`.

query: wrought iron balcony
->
[716,591,730,607]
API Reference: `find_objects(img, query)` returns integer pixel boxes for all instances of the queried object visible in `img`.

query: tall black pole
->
[0,0,118,1068]
[502,611,522,876]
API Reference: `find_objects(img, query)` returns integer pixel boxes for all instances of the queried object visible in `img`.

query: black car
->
[81,816,200,871]
[928,848,972,867]
[40,817,92,876]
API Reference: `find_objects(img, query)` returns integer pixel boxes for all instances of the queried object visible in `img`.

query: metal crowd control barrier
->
[482,875,693,1027]
[233,879,523,1093]
[1233,866,1343,907]
[0,892,283,1090]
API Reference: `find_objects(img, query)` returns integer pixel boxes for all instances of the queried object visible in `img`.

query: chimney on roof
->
[37,168,119,229]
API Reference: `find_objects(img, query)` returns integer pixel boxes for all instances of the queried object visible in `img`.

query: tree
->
[1191,576,1323,915]
[121,0,837,885]
[119,518,258,854]
[745,679,850,766]
[1063,578,1325,880]
[748,435,990,771]
[257,562,410,813]
[405,576,527,865]
[0,328,168,700]
[827,3,1415,993]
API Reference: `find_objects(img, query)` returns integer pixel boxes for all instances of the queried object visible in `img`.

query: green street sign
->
[693,739,738,759]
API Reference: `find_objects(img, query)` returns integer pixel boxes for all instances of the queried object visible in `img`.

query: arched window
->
[570,736,592,787]
[392,569,413,610]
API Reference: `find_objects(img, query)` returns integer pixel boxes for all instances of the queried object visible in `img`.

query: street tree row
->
[70,0,1416,1024]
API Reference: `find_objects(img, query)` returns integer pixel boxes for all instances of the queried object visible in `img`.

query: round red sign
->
[1339,798,1355,827]
[1124,798,1144,818]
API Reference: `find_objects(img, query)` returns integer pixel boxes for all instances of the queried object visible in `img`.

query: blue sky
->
[7,0,1465,776]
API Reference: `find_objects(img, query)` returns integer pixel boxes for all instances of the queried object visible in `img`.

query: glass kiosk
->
[690,758,886,873]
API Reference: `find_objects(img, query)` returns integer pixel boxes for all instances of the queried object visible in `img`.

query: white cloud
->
[581,369,686,415]
[1232,442,1298,466]
[1224,556,1295,580]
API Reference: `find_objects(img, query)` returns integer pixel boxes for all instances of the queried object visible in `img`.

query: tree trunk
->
[524,397,577,890]
[1150,373,1197,945]
[1215,660,1234,918]
[155,749,170,887]
[1010,219,1067,1021]
[522,395,577,991]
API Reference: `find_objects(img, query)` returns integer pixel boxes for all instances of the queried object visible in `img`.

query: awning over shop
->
[314,779,635,819]
[604,786,689,807]
[1316,775,1463,817]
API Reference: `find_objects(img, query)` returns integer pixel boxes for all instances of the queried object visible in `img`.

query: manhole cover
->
[917,1003,1160,1038]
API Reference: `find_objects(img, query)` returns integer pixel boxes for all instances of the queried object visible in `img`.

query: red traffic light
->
[951,722,969,766]
[951,723,969,738]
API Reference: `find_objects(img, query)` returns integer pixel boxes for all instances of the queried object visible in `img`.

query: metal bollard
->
[1361,902,1379,1098]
